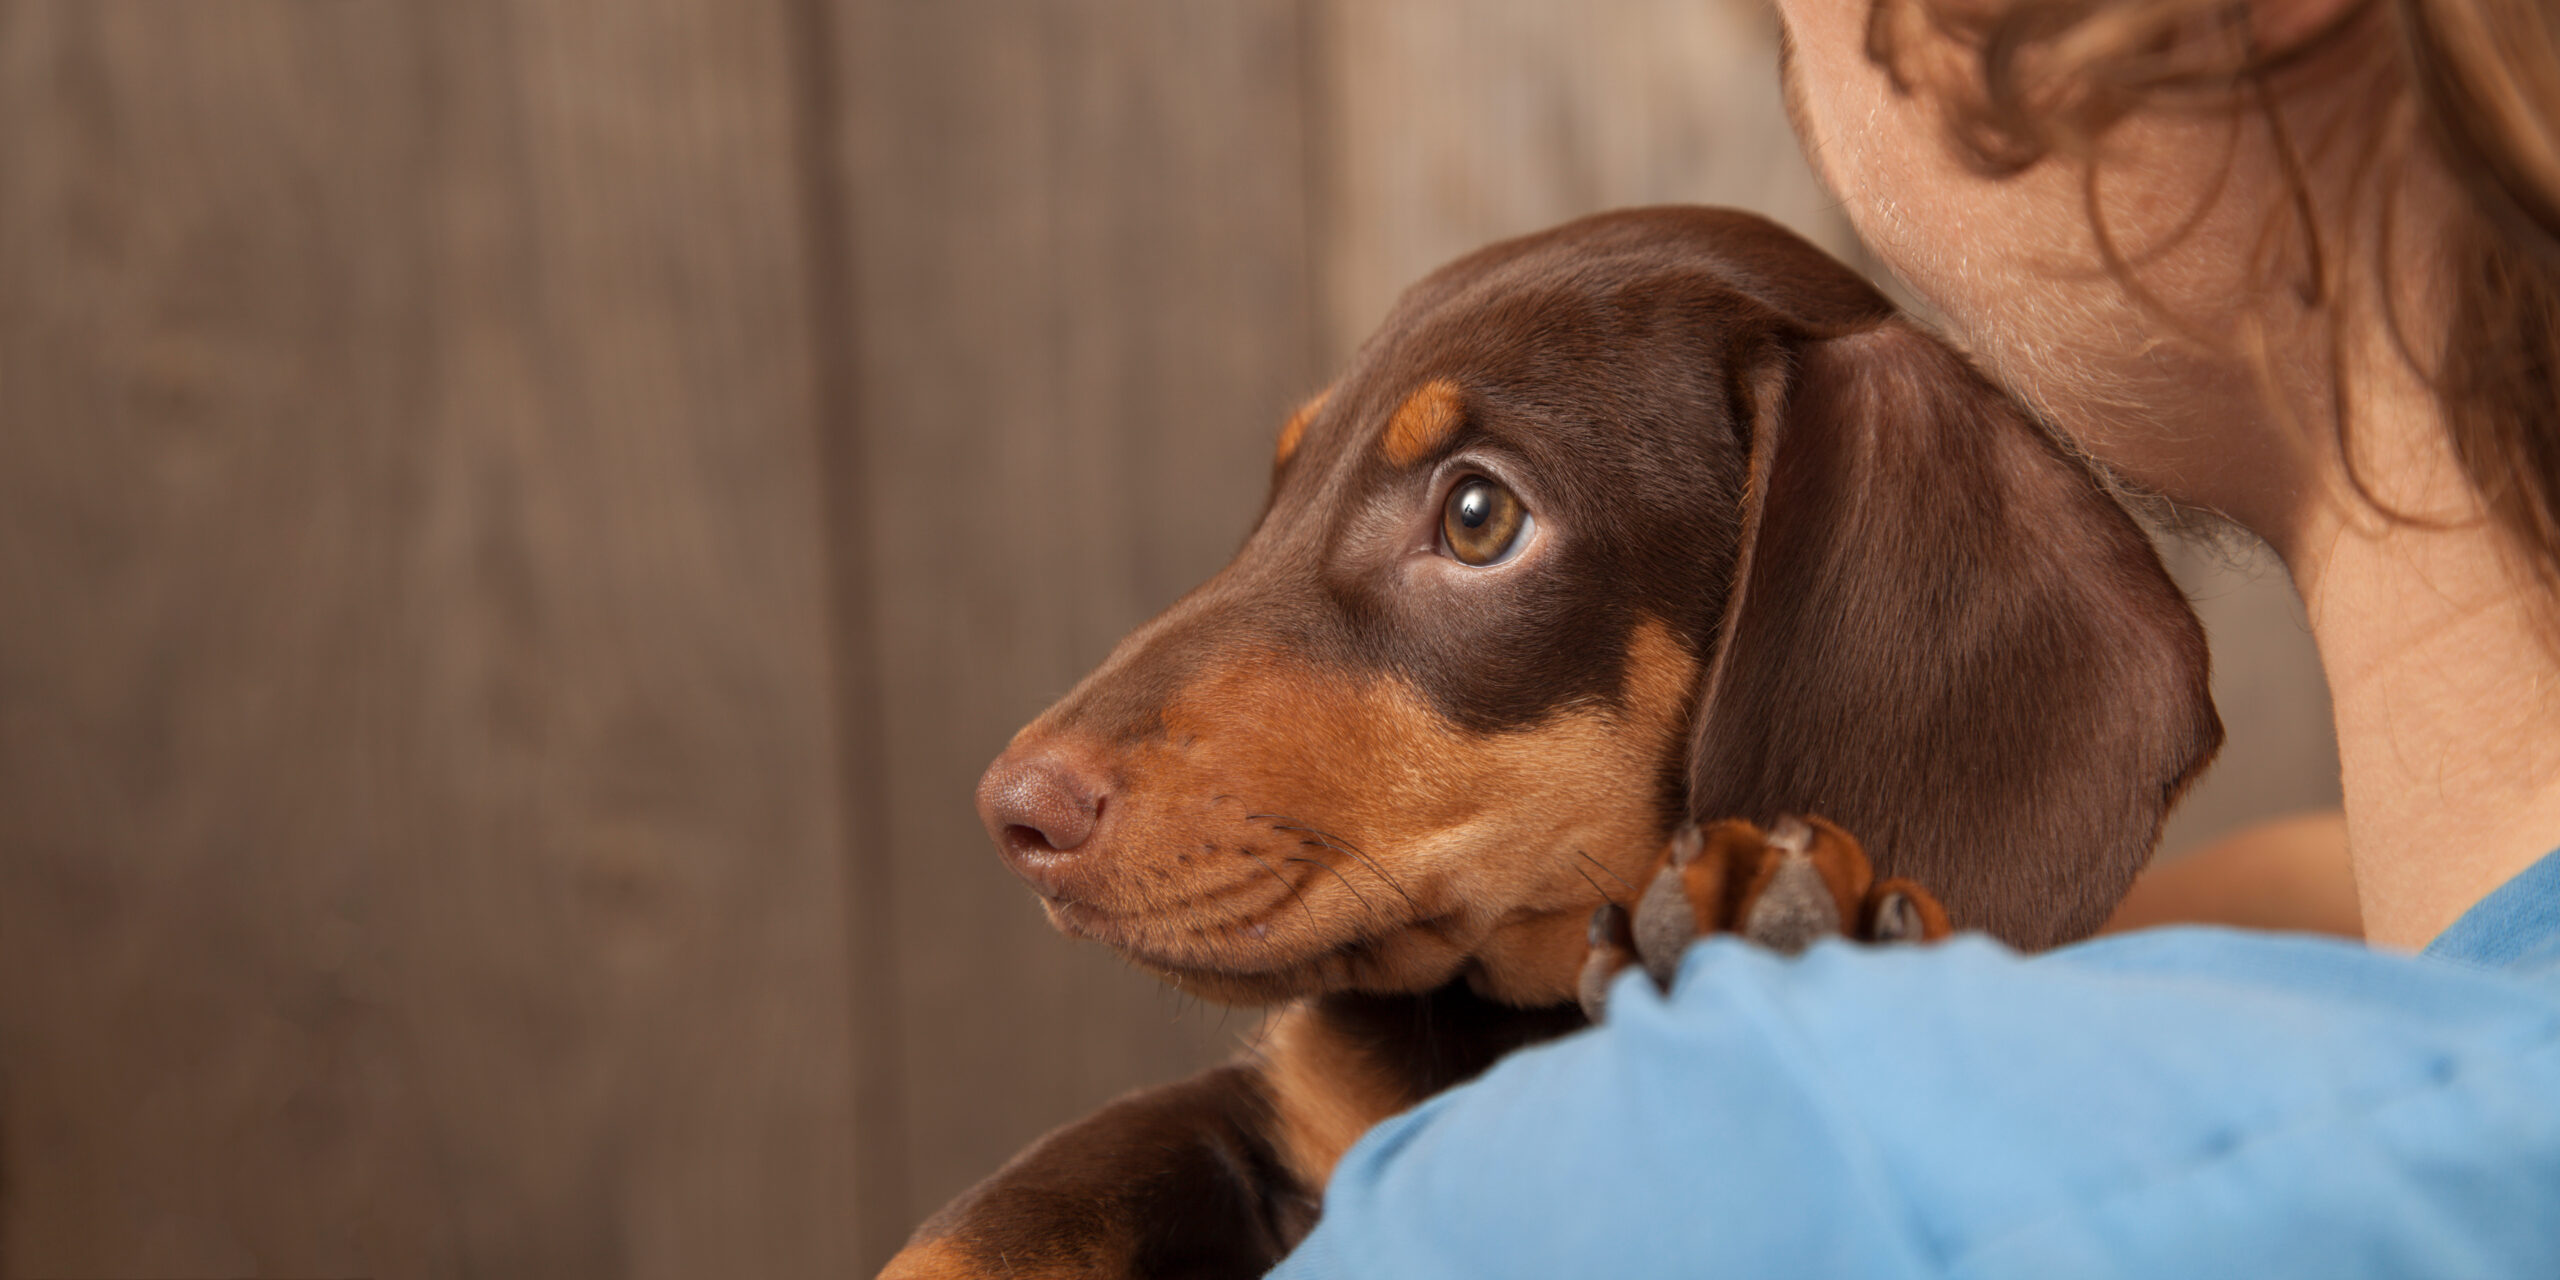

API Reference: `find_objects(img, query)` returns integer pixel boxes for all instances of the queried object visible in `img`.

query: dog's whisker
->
[1339,850,1421,917]
[1567,856,1618,907]
[1578,848,1638,896]
[1252,817,1424,916]
[1303,836,1421,916]
[1251,815,1362,853]
[1155,978,1202,1026]
[1284,854,1377,915]
[1242,851,1319,927]
[1249,812,1379,871]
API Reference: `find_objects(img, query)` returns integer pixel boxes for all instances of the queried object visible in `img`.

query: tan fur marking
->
[1029,619,1697,1005]
[1732,815,1874,921]
[1679,836,1739,933]
[1380,377,1464,467]
[1806,816,1877,907]
[877,1237,1007,1280]
[1275,389,1327,468]
[1617,616,1698,727]
[1260,1005,1421,1189]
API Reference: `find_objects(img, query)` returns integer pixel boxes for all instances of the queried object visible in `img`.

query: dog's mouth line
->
[1056,823,1643,948]
[1056,868,1305,921]
[1055,888,1475,985]
[1049,853,1363,923]
[1051,824,1427,926]
[1054,887,1413,954]
[1038,808,1651,994]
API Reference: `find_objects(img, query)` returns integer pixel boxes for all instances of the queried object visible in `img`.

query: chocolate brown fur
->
[885,207,2221,1280]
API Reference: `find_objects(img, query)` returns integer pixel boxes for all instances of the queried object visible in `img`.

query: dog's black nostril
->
[1003,823,1058,855]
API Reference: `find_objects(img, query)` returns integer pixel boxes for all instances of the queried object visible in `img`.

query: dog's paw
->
[1577,815,1949,1020]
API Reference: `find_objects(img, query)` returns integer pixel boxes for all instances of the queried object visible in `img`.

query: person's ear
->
[1688,321,2222,949]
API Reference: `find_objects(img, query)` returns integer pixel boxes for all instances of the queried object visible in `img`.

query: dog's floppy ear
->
[1688,320,2221,949]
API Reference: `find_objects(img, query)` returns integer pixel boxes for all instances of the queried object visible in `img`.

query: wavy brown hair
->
[1862,0,2560,591]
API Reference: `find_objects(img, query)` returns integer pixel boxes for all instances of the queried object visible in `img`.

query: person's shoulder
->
[1628,932,2560,1276]
[1661,925,2560,1035]
[1642,929,2560,1138]
[1286,932,2560,1279]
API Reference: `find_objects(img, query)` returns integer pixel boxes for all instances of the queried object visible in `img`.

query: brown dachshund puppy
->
[882,207,2221,1280]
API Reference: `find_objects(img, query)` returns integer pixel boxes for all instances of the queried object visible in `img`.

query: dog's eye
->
[1441,476,1531,566]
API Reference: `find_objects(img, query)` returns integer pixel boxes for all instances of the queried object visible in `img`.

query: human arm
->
[2103,811,2361,940]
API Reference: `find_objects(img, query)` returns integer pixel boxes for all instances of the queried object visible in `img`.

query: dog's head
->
[976,207,2220,1007]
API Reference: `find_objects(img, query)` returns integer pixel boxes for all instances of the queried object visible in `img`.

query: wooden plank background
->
[0,2,2338,1276]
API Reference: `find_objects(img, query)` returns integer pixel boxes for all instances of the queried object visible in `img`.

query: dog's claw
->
[1667,821,1707,867]
[1738,848,1841,955]
[1764,814,1813,855]
[1588,898,1628,948]
[1632,858,1698,990]
[1871,890,1925,942]
[1578,902,1636,1021]
[1864,877,1952,943]
[1581,814,1953,1014]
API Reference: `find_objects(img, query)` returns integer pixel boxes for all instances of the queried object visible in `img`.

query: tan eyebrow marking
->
[1382,378,1464,467]
[1275,388,1329,468]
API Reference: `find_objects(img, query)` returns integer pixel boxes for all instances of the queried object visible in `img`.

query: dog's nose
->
[976,744,1108,899]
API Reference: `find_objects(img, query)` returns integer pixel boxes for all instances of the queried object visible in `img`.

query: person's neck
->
[2281,377,2560,951]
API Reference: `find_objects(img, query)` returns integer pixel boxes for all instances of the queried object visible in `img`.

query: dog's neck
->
[1463,904,1616,1005]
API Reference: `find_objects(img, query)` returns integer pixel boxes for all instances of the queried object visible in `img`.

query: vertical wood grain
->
[783,0,909,1268]
[1313,0,1863,362]
[0,3,860,1274]
[0,4,2346,1276]
[832,1,1319,1263]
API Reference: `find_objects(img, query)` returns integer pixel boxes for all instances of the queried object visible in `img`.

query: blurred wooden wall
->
[0,2,2336,1276]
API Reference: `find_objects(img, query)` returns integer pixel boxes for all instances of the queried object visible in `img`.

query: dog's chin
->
[1043,895,1582,1008]
[1043,898,1427,1005]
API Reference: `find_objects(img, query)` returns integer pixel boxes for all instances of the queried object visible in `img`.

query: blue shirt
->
[1271,850,2560,1278]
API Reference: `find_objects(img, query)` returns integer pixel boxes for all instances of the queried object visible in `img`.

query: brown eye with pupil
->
[1441,476,1531,566]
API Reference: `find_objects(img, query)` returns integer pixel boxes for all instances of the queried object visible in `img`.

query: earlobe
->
[1686,320,2220,949]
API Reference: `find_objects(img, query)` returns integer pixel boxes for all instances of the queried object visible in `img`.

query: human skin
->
[2102,811,2362,936]
[1775,0,2560,949]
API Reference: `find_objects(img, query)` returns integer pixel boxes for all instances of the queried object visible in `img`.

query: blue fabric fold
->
[1272,848,2560,1279]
